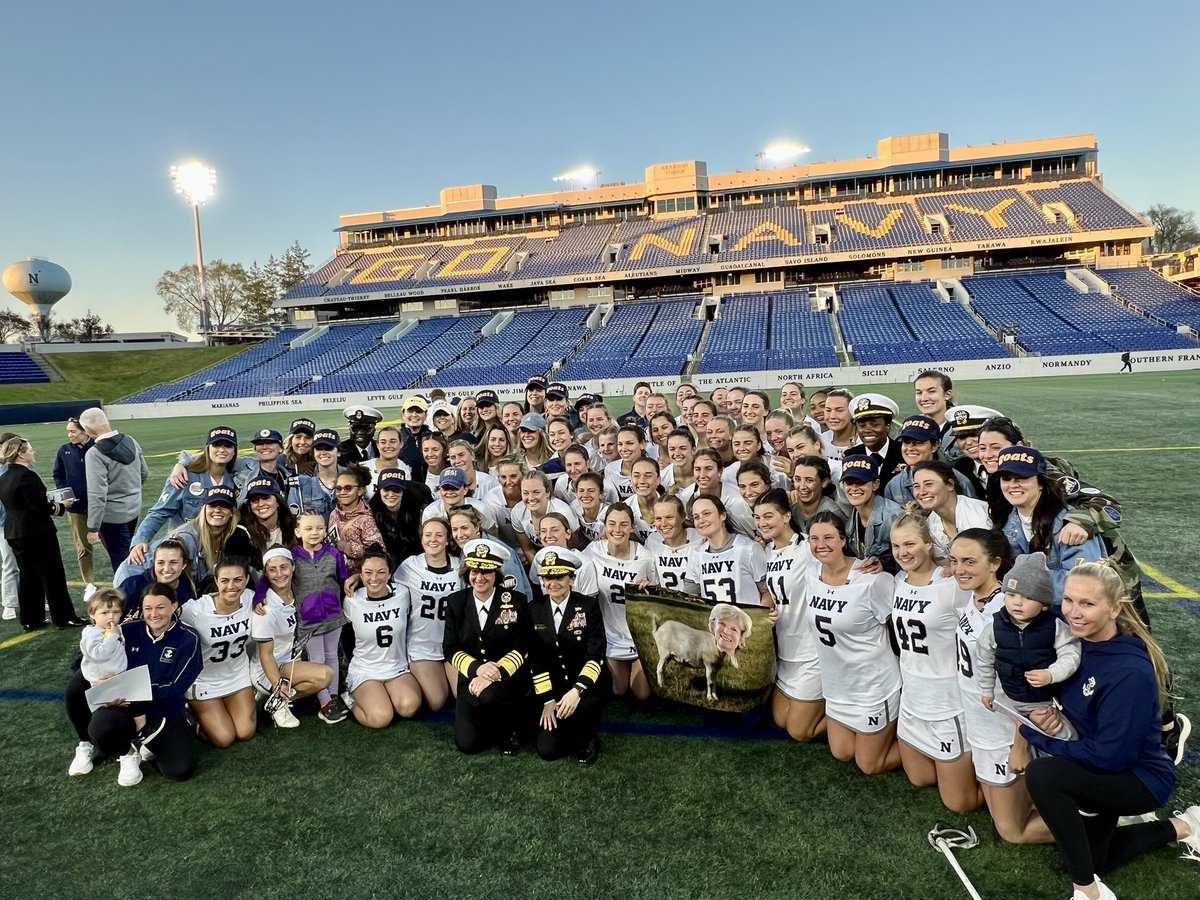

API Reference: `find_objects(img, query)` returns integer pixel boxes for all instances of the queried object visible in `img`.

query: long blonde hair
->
[1067,561,1173,709]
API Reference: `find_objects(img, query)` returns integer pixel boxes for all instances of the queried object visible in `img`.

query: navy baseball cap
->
[574,392,601,411]
[996,447,1047,479]
[245,476,280,499]
[899,415,940,443]
[312,428,340,449]
[526,376,548,391]
[290,418,316,436]
[207,426,237,446]
[377,468,408,491]
[475,389,499,407]
[251,428,284,445]
[840,455,880,484]
[204,485,237,507]
[439,467,467,489]
[546,382,569,400]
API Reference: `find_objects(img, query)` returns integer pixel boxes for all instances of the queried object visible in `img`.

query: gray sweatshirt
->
[85,433,149,530]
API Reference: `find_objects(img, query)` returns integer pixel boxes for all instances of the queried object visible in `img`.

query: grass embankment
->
[0,345,246,405]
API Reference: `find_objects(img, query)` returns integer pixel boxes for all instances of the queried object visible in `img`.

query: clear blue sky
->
[2,0,1196,334]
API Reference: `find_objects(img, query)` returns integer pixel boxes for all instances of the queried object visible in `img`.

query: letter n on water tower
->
[28,273,38,284]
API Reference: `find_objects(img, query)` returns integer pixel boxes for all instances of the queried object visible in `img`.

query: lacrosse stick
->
[928,823,982,900]
[266,629,313,715]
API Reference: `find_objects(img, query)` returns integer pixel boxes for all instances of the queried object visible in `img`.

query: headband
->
[262,547,294,565]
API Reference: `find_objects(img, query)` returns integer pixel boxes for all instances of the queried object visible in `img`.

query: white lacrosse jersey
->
[805,571,899,706]
[603,460,636,501]
[345,583,412,683]
[956,587,1015,749]
[892,567,965,719]
[764,535,819,661]
[683,534,768,607]
[180,590,255,700]
[583,540,654,657]
[397,554,464,663]
[250,588,299,678]
[646,529,703,593]
[511,498,580,547]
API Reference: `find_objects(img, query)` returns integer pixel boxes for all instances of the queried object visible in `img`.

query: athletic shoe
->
[136,719,164,763]
[271,704,301,729]
[341,690,356,711]
[68,741,96,777]
[117,752,143,787]
[1071,877,1116,900]
[318,696,349,725]
[1,607,15,620]
[576,737,599,768]
[501,732,522,757]
[1164,713,1192,766]
[1173,805,1200,863]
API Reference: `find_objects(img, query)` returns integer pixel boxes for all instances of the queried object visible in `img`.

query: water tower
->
[3,257,72,341]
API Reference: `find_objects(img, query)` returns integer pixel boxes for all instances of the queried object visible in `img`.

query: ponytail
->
[1068,561,1173,711]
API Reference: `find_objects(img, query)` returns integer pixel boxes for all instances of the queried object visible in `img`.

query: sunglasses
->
[334,485,358,493]
[980,416,1014,430]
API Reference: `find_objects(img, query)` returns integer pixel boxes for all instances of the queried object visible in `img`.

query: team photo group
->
[1,371,1196,900]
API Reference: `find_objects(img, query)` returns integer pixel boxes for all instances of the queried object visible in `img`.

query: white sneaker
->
[1173,805,1200,862]
[270,704,300,729]
[68,741,95,776]
[1,606,15,620]
[1072,877,1117,899]
[341,690,355,711]
[117,752,143,787]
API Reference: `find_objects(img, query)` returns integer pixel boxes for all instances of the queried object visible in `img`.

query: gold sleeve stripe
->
[579,660,602,684]
[499,650,525,676]
[451,651,477,679]
[532,672,553,695]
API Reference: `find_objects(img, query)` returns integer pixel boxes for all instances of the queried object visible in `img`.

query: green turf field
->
[1,370,1198,899]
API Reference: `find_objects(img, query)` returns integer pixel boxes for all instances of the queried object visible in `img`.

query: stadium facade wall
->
[106,350,1200,420]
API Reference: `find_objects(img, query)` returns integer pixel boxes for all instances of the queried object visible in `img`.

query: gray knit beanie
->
[1004,552,1055,606]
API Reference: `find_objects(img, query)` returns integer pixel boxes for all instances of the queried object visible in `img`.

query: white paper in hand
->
[993,698,1054,738]
[85,665,153,712]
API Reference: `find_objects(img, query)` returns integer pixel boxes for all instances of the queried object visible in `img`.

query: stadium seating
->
[611,218,711,269]
[1029,182,1144,230]
[809,201,932,252]
[427,306,591,387]
[616,299,705,377]
[0,351,49,384]
[517,223,617,278]
[558,300,704,380]
[916,188,1067,241]
[962,270,1194,355]
[1097,268,1200,332]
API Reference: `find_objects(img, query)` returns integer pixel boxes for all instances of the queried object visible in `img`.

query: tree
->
[53,313,115,342]
[155,259,254,332]
[1145,205,1200,253]
[0,310,31,343]
[272,241,313,295]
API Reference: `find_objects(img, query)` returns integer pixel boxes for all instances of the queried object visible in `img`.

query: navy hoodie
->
[121,617,203,725]
[1023,632,1175,804]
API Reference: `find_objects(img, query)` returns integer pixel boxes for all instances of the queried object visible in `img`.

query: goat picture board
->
[627,590,775,712]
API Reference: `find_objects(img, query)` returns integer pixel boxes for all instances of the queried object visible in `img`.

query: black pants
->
[1026,756,1176,884]
[9,535,77,627]
[98,518,137,571]
[535,688,607,760]
[64,670,196,781]
[454,675,526,754]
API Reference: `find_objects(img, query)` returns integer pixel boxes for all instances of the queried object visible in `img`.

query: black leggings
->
[1026,756,1176,884]
[64,670,197,781]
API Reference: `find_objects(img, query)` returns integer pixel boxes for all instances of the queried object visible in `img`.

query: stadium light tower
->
[553,166,601,190]
[170,162,218,345]
[756,141,811,168]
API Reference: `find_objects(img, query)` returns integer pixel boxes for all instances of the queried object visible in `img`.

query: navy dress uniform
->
[528,547,610,765]
[946,404,1001,494]
[443,539,535,755]
[339,405,382,466]
[845,392,903,488]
